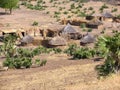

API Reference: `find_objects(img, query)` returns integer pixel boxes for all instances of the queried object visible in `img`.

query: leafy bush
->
[64,44,95,59]
[3,57,32,69]
[35,59,47,66]
[0,0,19,14]
[95,32,120,76]
[32,21,39,26]
[88,7,93,10]
[53,48,62,54]
[3,58,14,68]
[64,44,77,56]
[2,35,48,69]
[17,48,34,57]
[99,4,108,13]
[73,47,95,59]
[40,59,47,66]
[21,1,27,6]
[1,34,18,57]
[32,46,52,55]
[111,8,118,13]
[87,28,92,32]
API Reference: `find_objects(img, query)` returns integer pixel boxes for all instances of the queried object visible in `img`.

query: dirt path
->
[0,60,120,90]
[0,62,98,90]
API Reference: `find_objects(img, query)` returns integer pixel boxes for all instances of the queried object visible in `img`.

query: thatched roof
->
[1,28,25,34]
[21,35,34,44]
[48,36,67,46]
[102,12,113,18]
[88,18,103,25]
[47,24,64,32]
[80,33,95,44]
[62,23,78,34]
[92,13,102,17]
[89,12,113,18]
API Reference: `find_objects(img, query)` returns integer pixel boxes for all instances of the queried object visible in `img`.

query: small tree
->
[0,0,19,14]
[95,32,120,77]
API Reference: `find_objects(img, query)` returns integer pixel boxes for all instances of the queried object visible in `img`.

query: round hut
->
[61,23,82,40]
[87,18,103,29]
[21,35,34,46]
[80,33,95,45]
[48,36,67,48]
[86,13,103,21]
[102,12,113,22]
[47,25,64,37]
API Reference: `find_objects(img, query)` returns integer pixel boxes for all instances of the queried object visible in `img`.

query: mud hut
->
[48,36,67,47]
[102,12,113,22]
[47,25,64,37]
[115,0,120,5]
[80,33,95,45]
[1,28,26,38]
[87,18,103,29]
[26,27,34,36]
[70,18,88,26]
[21,35,34,45]
[61,18,88,26]
[86,13,102,21]
[61,23,82,40]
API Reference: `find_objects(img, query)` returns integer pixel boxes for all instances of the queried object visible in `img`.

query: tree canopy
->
[0,0,19,14]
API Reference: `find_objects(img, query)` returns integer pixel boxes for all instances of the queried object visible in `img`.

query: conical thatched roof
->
[80,33,95,44]
[21,35,34,44]
[92,13,102,17]
[102,12,113,18]
[48,24,64,32]
[62,23,78,34]
[48,36,67,46]
[88,18,103,25]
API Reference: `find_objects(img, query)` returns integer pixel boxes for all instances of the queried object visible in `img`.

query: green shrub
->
[49,0,54,3]
[3,57,32,69]
[21,1,27,6]
[63,11,68,14]
[73,47,95,59]
[27,3,34,9]
[80,23,86,28]
[32,21,39,26]
[87,28,92,32]
[111,8,117,13]
[96,56,115,77]
[88,7,93,10]
[3,58,14,68]
[1,35,49,69]
[35,59,47,66]
[17,48,34,58]
[95,32,120,77]
[32,46,52,55]
[53,48,62,54]
[40,59,47,66]
[64,44,77,56]
[1,34,18,57]
[99,4,108,13]
[70,3,75,9]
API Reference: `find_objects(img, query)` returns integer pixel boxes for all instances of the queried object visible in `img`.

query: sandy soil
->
[0,54,120,90]
[0,1,120,90]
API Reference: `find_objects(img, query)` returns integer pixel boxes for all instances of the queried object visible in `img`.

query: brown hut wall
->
[86,16,94,20]
[103,17,113,22]
[87,24,98,29]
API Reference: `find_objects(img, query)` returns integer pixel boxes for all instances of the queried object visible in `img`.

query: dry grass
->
[0,1,120,90]
[0,61,120,90]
